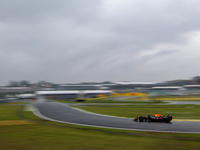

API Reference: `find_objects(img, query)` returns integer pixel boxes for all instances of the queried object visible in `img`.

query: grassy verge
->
[1,105,200,149]
[150,95,200,99]
[0,102,30,105]
[2,123,200,150]
[149,95,200,101]
[53,98,167,104]
[0,105,24,120]
[75,104,200,119]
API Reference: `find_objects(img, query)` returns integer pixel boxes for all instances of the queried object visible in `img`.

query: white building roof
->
[183,85,200,87]
[115,82,156,85]
[36,90,112,95]
[152,86,181,89]
[16,94,36,98]
[58,85,101,87]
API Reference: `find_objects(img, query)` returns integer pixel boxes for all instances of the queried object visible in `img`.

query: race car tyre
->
[165,117,171,123]
[139,116,144,122]
[148,118,152,122]
[167,115,173,120]
[147,115,151,122]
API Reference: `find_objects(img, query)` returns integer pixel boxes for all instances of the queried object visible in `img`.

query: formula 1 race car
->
[133,113,173,123]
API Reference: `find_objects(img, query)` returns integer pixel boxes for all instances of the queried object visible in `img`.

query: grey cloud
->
[96,0,200,46]
[1,0,200,84]
[0,0,101,23]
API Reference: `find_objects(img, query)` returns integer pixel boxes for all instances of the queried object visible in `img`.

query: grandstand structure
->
[56,85,102,90]
[1,76,200,100]
[145,86,182,93]
[35,90,113,100]
[107,82,157,91]
[183,85,200,90]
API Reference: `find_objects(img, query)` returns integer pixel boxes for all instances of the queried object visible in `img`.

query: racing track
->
[34,99,200,134]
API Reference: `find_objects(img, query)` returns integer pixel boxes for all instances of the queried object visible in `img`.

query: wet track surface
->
[167,101,200,105]
[35,100,200,133]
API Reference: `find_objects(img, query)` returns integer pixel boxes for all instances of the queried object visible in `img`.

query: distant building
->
[145,86,182,94]
[163,80,192,86]
[108,82,157,90]
[35,90,113,100]
[0,87,39,93]
[183,85,200,91]
[56,85,102,90]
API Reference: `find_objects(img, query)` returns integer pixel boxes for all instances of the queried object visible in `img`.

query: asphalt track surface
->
[167,101,200,105]
[34,99,200,134]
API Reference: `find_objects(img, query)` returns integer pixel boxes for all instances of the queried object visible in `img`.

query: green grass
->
[53,98,166,104]
[0,106,22,120]
[1,105,200,149]
[149,95,200,101]
[150,95,200,98]
[75,104,200,119]
[1,124,200,150]
[53,95,200,103]
[0,102,30,105]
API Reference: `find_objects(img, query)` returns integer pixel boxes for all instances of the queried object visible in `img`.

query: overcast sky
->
[1,0,200,85]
